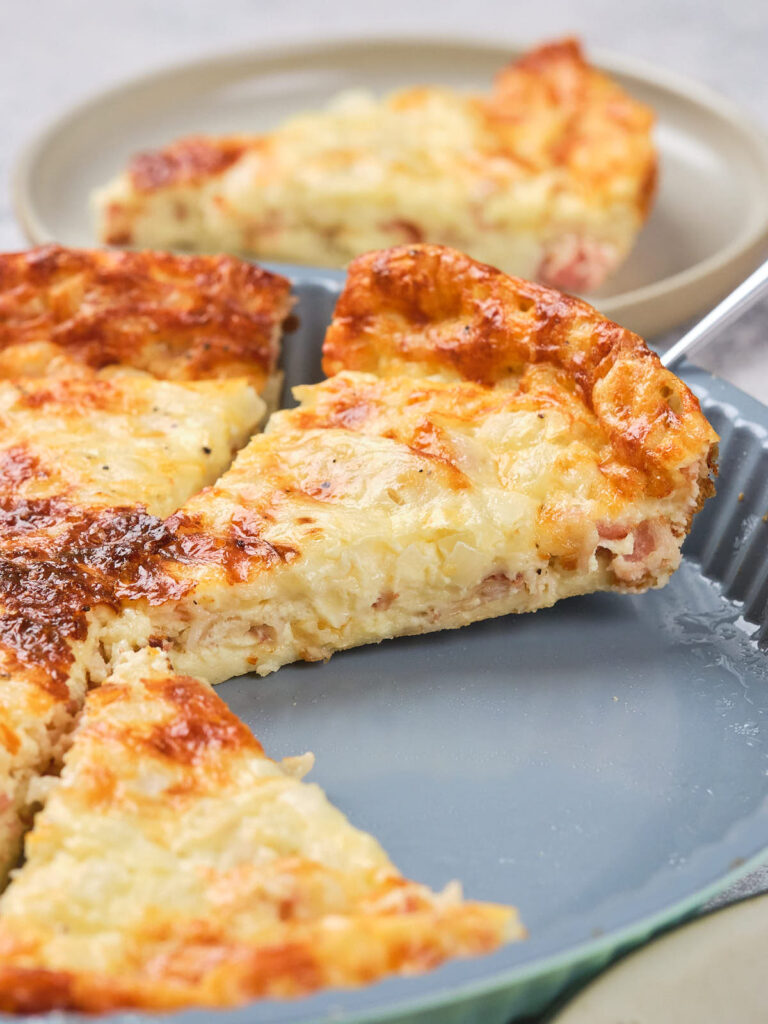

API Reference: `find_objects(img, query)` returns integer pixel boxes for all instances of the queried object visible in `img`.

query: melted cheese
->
[0,241,718,1015]
[0,374,264,514]
[0,648,518,1013]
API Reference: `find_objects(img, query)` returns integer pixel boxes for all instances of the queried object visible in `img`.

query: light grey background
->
[0,0,766,1004]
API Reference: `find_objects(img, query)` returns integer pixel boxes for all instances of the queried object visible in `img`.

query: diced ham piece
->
[597,522,630,542]
[609,518,681,584]
[625,520,658,562]
[479,571,524,601]
[537,236,620,293]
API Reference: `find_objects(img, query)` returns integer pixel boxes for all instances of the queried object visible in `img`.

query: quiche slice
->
[0,245,292,408]
[0,647,518,1014]
[103,245,717,683]
[95,39,655,292]
[0,372,263,883]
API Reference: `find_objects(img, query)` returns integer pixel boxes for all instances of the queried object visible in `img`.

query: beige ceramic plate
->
[550,890,768,1024]
[13,35,768,337]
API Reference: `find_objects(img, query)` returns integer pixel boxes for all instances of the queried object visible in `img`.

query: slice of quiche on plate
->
[0,372,262,885]
[104,244,717,683]
[95,39,656,293]
[0,647,519,1014]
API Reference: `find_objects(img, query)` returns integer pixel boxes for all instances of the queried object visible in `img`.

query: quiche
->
[0,648,519,1014]
[102,245,717,683]
[0,246,291,881]
[0,244,293,408]
[0,241,717,1015]
[95,39,656,292]
[0,373,263,883]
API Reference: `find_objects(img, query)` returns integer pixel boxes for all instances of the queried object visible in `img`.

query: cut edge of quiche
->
[0,647,521,1014]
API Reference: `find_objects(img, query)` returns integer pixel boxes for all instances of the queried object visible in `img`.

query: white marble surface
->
[1,0,767,1007]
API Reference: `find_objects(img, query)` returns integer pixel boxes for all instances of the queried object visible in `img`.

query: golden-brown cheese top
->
[119,40,654,221]
[84,672,263,776]
[483,39,656,212]
[0,503,186,696]
[323,244,718,494]
[0,245,292,389]
[0,373,261,693]
[0,650,516,1012]
[128,136,250,192]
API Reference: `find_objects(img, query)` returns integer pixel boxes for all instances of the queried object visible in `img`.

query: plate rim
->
[321,850,768,1024]
[12,32,768,334]
[546,883,768,1023]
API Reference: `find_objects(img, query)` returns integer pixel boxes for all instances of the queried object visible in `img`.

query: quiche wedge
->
[0,244,292,408]
[0,648,519,1014]
[102,245,717,683]
[0,246,292,881]
[0,372,263,883]
[95,39,656,292]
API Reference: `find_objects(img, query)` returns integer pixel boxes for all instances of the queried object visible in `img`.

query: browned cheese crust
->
[323,244,718,501]
[127,135,252,194]
[486,39,657,218]
[0,245,292,390]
